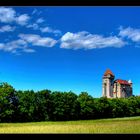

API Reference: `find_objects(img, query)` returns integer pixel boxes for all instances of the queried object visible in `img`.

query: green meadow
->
[0,116,140,133]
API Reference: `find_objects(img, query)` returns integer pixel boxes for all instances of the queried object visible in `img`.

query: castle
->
[102,69,133,98]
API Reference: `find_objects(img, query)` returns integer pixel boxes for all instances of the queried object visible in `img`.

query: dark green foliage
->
[95,97,113,118]
[0,82,140,122]
[34,89,51,121]
[49,91,80,121]
[77,92,97,119]
[16,90,36,122]
[0,82,18,122]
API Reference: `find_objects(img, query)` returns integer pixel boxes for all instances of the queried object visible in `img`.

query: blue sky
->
[0,6,140,97]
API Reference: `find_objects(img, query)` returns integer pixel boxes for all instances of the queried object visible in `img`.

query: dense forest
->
[0,82,140,122]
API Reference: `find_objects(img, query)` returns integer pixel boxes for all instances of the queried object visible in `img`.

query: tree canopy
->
[0,82,139,122]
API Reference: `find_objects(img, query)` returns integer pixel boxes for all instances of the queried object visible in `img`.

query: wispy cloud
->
[22,48,36,53]
[60,31,126,50]
[27,18,61,36]
[0,7,59,54]
[119,26,140,42]
[0,7,30,25]
[26,23,39,30]
[28,25,62,36]
[0,32,57,54]
[19,34,57,47]
[0,7,16,23]
[40,26,62,35]
[16,14,30,26]
[32,9,37,15]
[32,9,42,16]
[36,18,44,24]
[0,25,15,32]
[0,39,35,54]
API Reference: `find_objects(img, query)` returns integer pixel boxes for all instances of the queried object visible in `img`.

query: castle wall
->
[113,83,117,98]
[117,84,121,98]
[102,76,114,98]
[113,83,132,98]
[120,85,132,97]
[106,79,111,98]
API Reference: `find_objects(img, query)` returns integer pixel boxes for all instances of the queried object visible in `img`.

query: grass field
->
[0,116,140,133]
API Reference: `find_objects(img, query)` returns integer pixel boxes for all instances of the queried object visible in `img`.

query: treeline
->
[0,82,140,122]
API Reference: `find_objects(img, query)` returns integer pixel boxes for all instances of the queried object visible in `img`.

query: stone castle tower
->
[102,69,115,98]
[102,69,133,98]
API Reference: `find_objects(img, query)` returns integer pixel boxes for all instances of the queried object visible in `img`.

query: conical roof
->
[104,69,114,76]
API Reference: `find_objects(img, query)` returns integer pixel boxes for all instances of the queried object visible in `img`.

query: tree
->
[62,91,80,120]
[96,97,113,118]
[0,82,18,122]
[110,97,134,118]
[77,92,96,120]
[34,89,51,121]
[130,96,140,116]
[49,91,80,121]
[16,90,36,122]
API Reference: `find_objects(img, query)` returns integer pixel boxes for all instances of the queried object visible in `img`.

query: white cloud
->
[40,27,51,32]
[19,34,57,47]
[16,14,30,26]
[60,31,126,50]
[27,22,61,35]
[23,48,36,53]
[40,26,62,35]
[32,9,37,15]
[36,18,44,24]
[0,43,5,50]
[32,9,42,16]
[0,39,35,54]
[0,7,61,36]
[26,23,39,30]
[0,25,15,32]
[53,30,62,35]
[0,7,30,26]
[0,7,16,23]
[0,33,57,54]
[119,27,140,42]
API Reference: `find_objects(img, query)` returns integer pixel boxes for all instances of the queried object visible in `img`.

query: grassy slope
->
[0,116,140,133]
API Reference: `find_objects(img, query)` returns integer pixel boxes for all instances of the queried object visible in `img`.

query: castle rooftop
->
[115,79,131,85]
[104,69,114,77]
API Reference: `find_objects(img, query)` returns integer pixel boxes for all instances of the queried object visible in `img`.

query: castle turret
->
[128,79,132,87]
[102,69,115,98]
[128,79,133,96]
